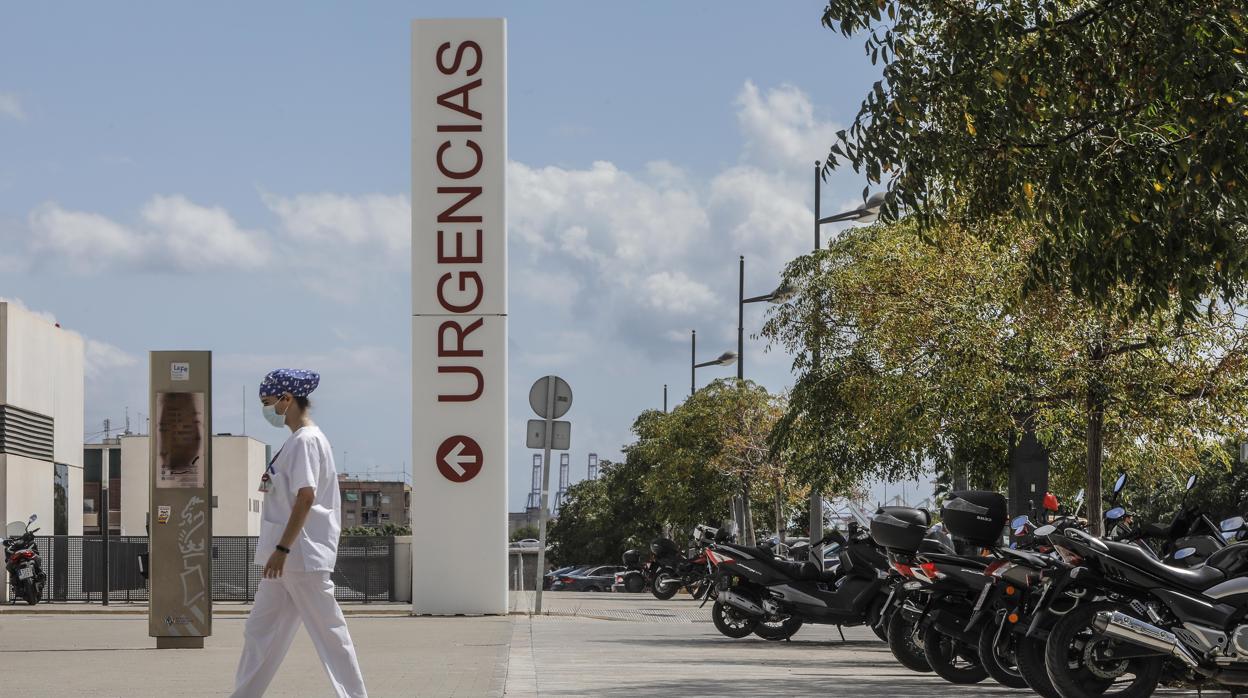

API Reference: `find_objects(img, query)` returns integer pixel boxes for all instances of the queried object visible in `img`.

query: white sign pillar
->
[411,18,508,614]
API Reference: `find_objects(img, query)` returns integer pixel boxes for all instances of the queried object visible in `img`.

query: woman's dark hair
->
[294,396,311,410]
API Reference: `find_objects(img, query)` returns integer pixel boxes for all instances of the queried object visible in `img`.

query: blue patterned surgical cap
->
[259,368,320,398]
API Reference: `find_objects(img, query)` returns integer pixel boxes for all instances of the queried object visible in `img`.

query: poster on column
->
[155,392,205,489]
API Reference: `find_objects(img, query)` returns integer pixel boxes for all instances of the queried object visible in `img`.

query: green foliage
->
[763,217,1248,529]
[546,451,662,566]
[510,525,540,542]
[820,0,1248,317]
[341,523,411,537]
[1125,441,1248,525]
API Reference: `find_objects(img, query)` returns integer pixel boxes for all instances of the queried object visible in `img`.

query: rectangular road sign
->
[526,419,571,450]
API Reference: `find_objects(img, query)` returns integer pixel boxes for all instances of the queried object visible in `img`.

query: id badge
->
[258,473,273,493]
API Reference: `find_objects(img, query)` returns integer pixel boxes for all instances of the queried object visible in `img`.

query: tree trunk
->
[774,482,785,547]
[1085,346,1107,536]
[742,479,756,546]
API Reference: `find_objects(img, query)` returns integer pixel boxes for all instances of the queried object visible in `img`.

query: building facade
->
[337,476,410,529]
[0,301,84,540]
[83,433,267,536]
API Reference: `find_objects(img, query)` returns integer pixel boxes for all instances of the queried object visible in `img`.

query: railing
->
[31,535,395,603]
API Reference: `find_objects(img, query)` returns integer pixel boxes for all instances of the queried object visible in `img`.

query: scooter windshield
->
[848,503,872,529]
[5,521,27,537]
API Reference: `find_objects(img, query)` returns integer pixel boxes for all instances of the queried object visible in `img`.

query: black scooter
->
[705,514,891,642]
[3,514,45,605]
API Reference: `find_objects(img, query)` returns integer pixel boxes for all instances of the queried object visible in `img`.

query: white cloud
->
[29,203,145,273]
[141,194,267,269]
[641,271,716,315]
[84,339,139,379]
[27,196,268,272]
[263,192,410,254]
[0,93,25,121]
[736,80,840,171]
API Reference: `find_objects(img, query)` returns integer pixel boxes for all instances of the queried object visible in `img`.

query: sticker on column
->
[171,362,190,381]
[157,505,172,524]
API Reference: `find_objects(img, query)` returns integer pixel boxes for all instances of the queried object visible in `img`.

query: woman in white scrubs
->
[232,369,368,698]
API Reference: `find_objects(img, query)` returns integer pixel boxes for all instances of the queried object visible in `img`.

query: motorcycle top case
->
[870,506,932,553]
[621,549,642,567]
[649,537,681,558]
[940,490,1008,546]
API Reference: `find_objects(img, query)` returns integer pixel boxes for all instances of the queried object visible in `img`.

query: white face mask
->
[262,399,288,428]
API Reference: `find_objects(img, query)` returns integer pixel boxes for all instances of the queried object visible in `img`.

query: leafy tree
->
[510,525,540,542]
[341,523,411,537]
[820,0,1248,317]
[546,441,666,566]
[765,217,1248,532]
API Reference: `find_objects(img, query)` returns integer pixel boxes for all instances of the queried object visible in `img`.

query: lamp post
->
[690,329,737,396]
[738,255,797,381]
[808,164,884,568]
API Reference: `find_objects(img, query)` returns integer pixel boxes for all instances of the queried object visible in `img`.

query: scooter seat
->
[1103,540,1225,590]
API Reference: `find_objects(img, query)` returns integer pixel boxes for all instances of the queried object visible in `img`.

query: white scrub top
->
[256,425,342,572]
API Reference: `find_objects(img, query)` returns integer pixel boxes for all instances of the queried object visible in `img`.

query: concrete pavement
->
[0,593,1230,696]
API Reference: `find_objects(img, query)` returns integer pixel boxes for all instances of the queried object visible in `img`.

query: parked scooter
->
[705,507,893,642]
[3,515,45,605]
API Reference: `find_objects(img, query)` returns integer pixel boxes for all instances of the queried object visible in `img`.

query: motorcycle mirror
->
[1010,515,1030,530]
[28,514,36,523]
[1113,473,1127,494]
[1173,547,1198,560]
[1220,516,1245,532]
[1105,506,1126,521]
[1034,524,1057,536]
[1186,475,1197,491]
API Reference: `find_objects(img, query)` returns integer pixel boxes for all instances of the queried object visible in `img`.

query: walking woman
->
[232,369,368,698]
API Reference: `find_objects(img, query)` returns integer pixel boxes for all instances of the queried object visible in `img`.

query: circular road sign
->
[528,375,572,420]
[436,435,483,483]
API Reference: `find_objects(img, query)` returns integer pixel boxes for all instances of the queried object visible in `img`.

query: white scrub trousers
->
[232,571,367,698]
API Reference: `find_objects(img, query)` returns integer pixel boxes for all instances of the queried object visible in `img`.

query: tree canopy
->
[764,216,1248,530]
[820,0,1248,317]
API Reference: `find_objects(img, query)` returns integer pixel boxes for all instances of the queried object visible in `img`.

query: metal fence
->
[33,535,395,603]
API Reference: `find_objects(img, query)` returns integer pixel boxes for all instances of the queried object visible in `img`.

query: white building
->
[84,434,266,536]
[0,301,85,539]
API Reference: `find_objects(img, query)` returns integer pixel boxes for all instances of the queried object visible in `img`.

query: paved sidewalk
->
[0,594,1230,696]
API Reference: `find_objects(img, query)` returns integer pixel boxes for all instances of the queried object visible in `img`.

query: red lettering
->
[437,229,483,263]
[437,272,482,313]
[436,187,482,223]
[437,366,483,402]
[437,140,483,180]
[436,40,482,76]
[437,319,484,358]
[437,79,483,120]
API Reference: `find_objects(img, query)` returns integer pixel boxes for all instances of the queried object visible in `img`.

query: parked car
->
[549,565,624,592]
[543,565,587,591]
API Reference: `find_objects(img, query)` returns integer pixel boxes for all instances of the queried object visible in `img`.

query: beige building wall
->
[0,302,85,536]
[113,434,264,536]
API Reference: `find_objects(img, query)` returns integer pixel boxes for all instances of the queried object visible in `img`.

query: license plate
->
[972,581,993,613]
[17,567,33,580]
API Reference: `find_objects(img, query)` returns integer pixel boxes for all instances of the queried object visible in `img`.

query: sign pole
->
[533,376,556,615]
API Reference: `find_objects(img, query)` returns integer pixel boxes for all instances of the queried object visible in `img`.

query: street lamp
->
[808,164,884,569]
[690,329,737,396]
[738,255,796,381]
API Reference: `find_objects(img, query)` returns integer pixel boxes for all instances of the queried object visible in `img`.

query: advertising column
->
[411,19,508,614]
[147,351,212,648]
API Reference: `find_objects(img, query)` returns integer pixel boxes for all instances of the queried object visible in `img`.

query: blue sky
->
[1,2,922,510]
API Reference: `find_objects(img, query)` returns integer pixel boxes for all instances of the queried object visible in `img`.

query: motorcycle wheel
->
[22,581,38,606]
[711,599,758,639]
[624,574,645,593]
[1016,636,1064,698]
[1043,600,1162,698]
[651,571,679,600]
[886,609,932,673]
[976,618,1030,689]
[922,624,988,684]
[753,615,803,641]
